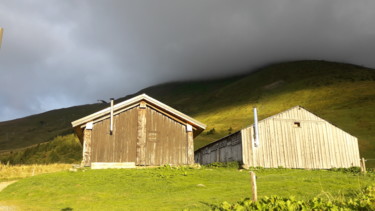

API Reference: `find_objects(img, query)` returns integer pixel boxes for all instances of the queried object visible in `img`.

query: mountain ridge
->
[1,60,374,165]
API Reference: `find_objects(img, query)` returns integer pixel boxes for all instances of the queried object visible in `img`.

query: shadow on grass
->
[61,207,73,211]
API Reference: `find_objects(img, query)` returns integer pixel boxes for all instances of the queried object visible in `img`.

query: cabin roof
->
[71,94,206,131]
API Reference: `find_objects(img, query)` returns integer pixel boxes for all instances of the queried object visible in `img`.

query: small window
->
[294,122,301,128]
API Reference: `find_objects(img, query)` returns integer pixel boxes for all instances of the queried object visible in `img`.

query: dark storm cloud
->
[1,0,375,121]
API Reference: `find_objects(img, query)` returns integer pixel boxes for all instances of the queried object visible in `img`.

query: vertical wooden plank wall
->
[194,132,242,165]
[241,128,253,166]
[137,101,147,165]
[144,107,188,165]
[89,105,191,166]
[83,97,203,166]
[90,107,138,163]
[241,107,360,169]
[187,127,194,165]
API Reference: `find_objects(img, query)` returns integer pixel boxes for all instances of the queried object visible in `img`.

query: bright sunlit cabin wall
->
[195,106,360,169]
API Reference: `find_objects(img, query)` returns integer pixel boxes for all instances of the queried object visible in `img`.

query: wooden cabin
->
[195,106,360,169]
[72,94,206,168]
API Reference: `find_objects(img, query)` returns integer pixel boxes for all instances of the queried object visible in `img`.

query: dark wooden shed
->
[72,94,206,168]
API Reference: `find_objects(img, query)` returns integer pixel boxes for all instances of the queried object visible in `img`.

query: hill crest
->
[1,60,374,165]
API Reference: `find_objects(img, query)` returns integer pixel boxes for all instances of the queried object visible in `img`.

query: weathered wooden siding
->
[195,106,360,169]
[81,129,92,166]
[242,107,360,169]
[90,106,190,166]
[144,107,188,165]
[194,132,242,165]
[137,102,147,165]
[90,107,138,163]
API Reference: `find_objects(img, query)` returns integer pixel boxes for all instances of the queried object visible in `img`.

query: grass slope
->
[0,60,374,165]
[0,134,82,165]
[0,103,107,151]
[0,167,374,210]
[0,163,71,182]
[134,60,375,163]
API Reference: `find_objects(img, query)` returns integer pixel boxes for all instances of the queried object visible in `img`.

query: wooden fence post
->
[360,158,366,174]
[250,171,257,202]
[0,27,3,48]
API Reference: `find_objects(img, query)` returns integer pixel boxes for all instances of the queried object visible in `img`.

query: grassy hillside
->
[0,166,374,210]
[0,60,374,165]
[0,134,82,165]
[0,103,107,151]
[134,60,375,162]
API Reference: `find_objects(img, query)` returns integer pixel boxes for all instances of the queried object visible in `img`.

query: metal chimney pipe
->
[110,98,114,135]
[253,107,259,147]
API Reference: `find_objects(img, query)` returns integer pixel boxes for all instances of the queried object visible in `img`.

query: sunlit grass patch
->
[0,166,374,210]
[0,163,71,182]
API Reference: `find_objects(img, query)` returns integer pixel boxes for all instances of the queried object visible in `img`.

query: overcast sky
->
[1,0,375,121]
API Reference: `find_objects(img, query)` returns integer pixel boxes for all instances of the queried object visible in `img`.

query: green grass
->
[1,60,375,166]
[0,163,71,182]
[0,166,374,210]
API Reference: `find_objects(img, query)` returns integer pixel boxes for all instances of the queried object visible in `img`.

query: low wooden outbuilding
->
[195,106,360,169]
[72,94,206,168]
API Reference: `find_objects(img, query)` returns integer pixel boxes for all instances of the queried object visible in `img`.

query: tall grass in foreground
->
[210,186,375,211]
[0,163,71,181]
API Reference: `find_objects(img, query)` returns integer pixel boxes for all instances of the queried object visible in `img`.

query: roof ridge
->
[71,94,206,130]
